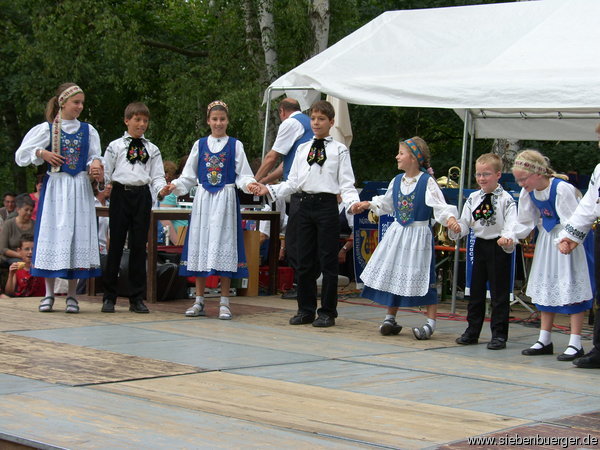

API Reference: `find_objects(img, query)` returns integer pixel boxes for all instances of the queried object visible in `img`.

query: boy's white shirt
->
[449,184,516,253]
[558,163,600,244]
[103,132,166,195]
[267,136,360,208]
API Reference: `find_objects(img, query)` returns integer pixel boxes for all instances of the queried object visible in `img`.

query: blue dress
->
[179,136,249,279]
[361,173,438,307]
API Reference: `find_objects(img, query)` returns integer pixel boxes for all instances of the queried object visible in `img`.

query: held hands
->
[446,216,461,234]
[351,201,370,214]
[89,160,104,182]
[247,182,268,196]
[497,237,513,249]
[159,184,176,199]
[558,237,578,254]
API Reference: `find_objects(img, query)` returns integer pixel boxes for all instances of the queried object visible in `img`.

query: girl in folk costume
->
[15,82,104,313]
[355,137,460,339]
[498,150,594,361]
[165,101,256,320]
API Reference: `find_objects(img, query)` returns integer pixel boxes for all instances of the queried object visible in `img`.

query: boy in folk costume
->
[449,153,516,350]
[101,102,168,314]
[251,100,361,328]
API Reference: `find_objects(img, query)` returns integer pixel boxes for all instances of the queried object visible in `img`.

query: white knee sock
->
[45,278,56,298]
[67,280,77,298]
[565,334,582,354]
[531,330,552,349]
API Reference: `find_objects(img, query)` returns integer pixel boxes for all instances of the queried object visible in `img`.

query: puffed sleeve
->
[234,140,256,192]
[425,177,458,225]
[503,188,538,241]
[559,165,600,243]
[368,179,395,216]
[86,125,103,166]
[448,194,474,241]
[15,123,50,167]
[172,142,200,196]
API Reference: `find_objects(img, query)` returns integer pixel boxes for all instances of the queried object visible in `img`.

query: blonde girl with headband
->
[354,137,460,339]
[164,100,256,320]
[498,149,594,361]
[15,82,104,314]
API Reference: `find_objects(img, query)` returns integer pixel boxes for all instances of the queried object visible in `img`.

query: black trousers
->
[594,227,600,353]
[465,237,512,340]
[103,183,152,301]
[296,193,339,319]
[285,193,302,285]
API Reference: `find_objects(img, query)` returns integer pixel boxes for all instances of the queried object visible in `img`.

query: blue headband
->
[403,139,427,172]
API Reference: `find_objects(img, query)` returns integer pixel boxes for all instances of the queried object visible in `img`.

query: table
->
[93,207,281,302]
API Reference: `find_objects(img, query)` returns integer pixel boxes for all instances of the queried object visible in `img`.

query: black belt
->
[113,181,148,192]
[299,192,337,201]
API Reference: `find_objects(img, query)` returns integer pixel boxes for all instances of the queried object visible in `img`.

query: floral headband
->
[512,156,548,175]
[207,100,228,116]
[58,85,83,106]
[403,138,425,166]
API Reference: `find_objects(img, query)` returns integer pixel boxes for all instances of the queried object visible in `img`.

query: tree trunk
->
[492,138,521,172]
[309,0,330,57]
[257,0,278,83]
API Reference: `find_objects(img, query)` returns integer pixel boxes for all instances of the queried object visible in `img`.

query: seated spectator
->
[159,160,188,244]
[0,194,35,268]
[29,174,44,221]
[4,234,44,297]
[0,192,17,221]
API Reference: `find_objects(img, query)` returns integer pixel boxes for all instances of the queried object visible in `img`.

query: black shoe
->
[101,298,115,313]
[573,350,600,368]
[456,334,478,345]
[129,299,149,313]
[281,287,298,300]
[380,318,402,336]
[557,345,584,361]
[312,315,335,327]
[487,337,507,350]
[521,341,553,356]
[289,313,315,325]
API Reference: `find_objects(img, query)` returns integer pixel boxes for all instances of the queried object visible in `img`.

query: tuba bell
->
[434,166,461,246]
[436,166,460,189]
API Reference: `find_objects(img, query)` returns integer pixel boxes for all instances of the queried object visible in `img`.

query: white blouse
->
[15,119,102,168]
[369,173,458,225]
[172,135,255,196]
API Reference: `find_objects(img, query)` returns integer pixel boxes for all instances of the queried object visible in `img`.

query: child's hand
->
[8,262,19,274]
[558,237,578,254]
[248,183,268,196]
[497,237,513,248]
[447,217,461,233]
[160,184,175,197]
[351,201,370,214]
[39,149,66,167]
[89,160,104,182]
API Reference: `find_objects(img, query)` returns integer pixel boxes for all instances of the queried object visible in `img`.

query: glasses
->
[515,173,534,184]
[475,172,494,178]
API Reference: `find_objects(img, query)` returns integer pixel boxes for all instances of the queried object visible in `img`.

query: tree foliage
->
[0,0,597,197]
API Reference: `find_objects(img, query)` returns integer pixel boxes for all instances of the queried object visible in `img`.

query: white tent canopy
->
[266,0,600,141]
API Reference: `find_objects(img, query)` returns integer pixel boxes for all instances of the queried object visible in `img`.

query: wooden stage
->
[1,292,599,449]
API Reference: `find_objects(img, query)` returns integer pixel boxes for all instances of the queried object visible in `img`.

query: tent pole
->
[451,110,471,314]
[467,122,475,189]
[262,87,274,159]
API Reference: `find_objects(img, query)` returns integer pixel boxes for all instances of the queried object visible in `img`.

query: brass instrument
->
[435,166,461,246]
[435,166,460,189]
